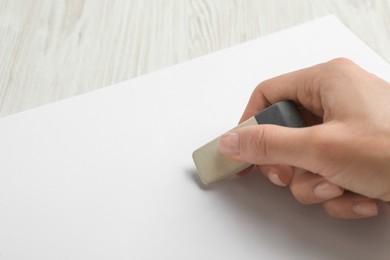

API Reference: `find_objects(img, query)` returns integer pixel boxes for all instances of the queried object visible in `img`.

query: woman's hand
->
[219,58,390,219]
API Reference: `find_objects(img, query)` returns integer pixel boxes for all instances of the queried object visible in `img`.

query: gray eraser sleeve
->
[254,100,305,127]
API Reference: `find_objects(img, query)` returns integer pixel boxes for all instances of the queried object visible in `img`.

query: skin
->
[218,58,390,219]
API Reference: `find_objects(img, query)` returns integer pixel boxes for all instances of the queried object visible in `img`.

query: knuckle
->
[325,58,357,78]
[314,58,357,88]
[322,202,340,218]
[328,57,355,67]
[311,130,331,156]
[290,184,312,205]
[322,201,352,219]
[308,127,339,168]
[248,127,269,162]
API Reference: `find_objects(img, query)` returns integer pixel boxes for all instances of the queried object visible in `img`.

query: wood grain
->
[0,0,389,117]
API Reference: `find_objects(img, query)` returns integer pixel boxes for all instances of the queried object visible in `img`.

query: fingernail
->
[219,132,240,156]
[268,171,287,186]
[353,202,379,217]
[314,182,344,199]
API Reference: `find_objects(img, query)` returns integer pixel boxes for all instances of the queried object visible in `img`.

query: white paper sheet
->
[0,16,389,259]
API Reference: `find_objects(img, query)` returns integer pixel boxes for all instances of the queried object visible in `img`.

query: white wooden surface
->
[0,0,389,117]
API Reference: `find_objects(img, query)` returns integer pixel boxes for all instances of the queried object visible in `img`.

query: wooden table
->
[1,0,389,117]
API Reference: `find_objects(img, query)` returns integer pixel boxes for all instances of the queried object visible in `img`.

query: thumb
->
[218,124,313,167]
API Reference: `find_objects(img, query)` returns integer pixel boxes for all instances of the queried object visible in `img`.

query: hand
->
[218,58,390,219]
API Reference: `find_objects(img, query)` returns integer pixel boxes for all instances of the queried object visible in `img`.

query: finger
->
[219,124,316,168]
[258,165,293,187]
[322,193,379,219]
[240,58,361,122]
[289,168,343,205]
[240,62,325,122]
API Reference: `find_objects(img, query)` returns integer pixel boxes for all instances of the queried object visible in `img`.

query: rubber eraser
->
[192,100,305,185]
[192,117,257,185]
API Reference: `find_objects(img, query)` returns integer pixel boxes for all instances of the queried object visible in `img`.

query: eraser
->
[192,100,306,185]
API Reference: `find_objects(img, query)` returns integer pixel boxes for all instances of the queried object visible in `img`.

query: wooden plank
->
[0,0,389,117]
